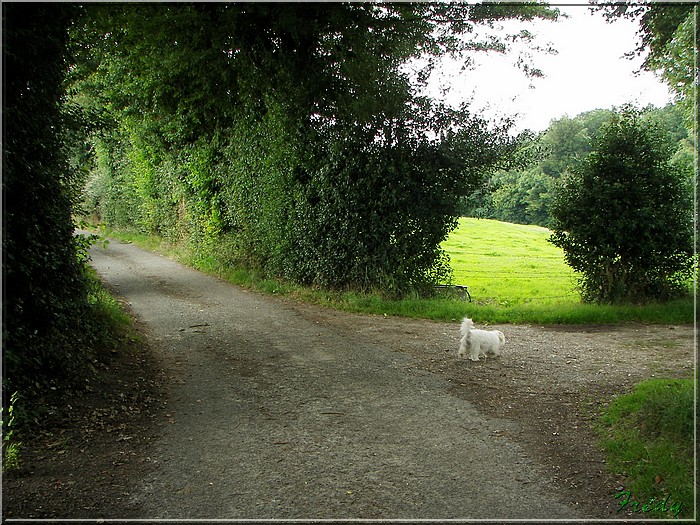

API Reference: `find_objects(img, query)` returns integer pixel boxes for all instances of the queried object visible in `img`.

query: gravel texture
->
[4,235,694,521]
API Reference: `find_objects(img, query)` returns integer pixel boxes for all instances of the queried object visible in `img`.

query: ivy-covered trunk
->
[3,4,99,396]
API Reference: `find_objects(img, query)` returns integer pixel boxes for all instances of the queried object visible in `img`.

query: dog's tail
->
[460,317,475,336]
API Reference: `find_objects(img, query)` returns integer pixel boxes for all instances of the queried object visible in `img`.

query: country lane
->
[84,234,585,520]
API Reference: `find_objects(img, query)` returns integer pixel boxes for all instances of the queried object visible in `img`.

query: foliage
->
[2,392,22,473]
[487,168,556,226]
[462,103,691,228]
[3,3,92,398]
[597,378,694,519]
[549,107,694,304]
[595,2,698,129]
[2,4,137,406]
[71,3,557,297]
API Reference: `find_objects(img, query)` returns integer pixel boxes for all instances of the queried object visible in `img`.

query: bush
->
[3,4,133,403]
[71,4,535,299]
[549,107,694,304]
[2,3,94,398]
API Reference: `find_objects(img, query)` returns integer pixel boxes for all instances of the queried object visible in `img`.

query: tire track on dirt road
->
[86,235,586,520]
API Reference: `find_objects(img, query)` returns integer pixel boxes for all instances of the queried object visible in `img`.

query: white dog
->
[458,317,505,361]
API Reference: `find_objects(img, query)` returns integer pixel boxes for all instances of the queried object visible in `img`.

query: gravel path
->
[85,235,694,520]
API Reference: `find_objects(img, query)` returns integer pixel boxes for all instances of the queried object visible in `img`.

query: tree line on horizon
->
[461,103,693,228]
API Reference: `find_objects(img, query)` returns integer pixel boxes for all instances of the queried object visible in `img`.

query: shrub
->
[549,107,694,304]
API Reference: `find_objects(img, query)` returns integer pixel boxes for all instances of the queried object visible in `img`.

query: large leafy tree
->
[2,3,102,397]
[595,2,697,129]
[549,108,694,304]
[71,2,559,295]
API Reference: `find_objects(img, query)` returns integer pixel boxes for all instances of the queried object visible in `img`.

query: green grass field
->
[92,217,694,325]
[442,218,578,306]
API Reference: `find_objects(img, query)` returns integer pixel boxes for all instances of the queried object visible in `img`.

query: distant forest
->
[460,103,693,227]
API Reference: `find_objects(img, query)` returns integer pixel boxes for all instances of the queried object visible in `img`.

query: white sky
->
[425,3,674,133]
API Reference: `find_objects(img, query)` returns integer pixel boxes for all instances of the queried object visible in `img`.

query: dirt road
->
[82,235,693,520]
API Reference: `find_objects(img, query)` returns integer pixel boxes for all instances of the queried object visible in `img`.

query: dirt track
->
[9,235,693,520]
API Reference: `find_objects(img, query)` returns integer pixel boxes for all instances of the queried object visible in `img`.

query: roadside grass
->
[597,379,695,519]
[2,392,21,473]
[85,266,134,332]
[87,219,694,325]
[3,265,139,474]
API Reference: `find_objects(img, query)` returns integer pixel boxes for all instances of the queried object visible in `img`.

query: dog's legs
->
[458,334,468,359]
[469,341,480,361]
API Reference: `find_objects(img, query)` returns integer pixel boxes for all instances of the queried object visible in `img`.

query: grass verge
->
[597,378,695,519]
[3,264,142,474]
[88,223,695,325]
[85,265,133,332]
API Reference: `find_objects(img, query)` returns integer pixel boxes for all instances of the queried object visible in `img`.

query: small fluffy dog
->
[458,317,505,361]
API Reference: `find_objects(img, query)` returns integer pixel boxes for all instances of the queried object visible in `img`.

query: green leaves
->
[3,4,127,400]
[72,3,552,297]
[549,107,694,304]
[596,3,697,130]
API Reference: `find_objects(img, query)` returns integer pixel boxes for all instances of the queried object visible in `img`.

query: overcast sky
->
[424,3,674,133]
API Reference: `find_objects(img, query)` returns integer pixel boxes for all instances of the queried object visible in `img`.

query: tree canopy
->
[594,1,698,129]
[72,2,559,296]
[549,107,694,304]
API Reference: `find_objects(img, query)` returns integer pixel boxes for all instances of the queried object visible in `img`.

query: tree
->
[549,108,694,304]
[539,116,592,177]
[485,167,554,226]
[70,3,558,296]
[2,3,102,397]
[595,2,698,129]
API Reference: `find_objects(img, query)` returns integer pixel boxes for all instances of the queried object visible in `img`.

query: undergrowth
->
[2,262,140,473]
[597,379,695,519]
[1,392,22,473]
